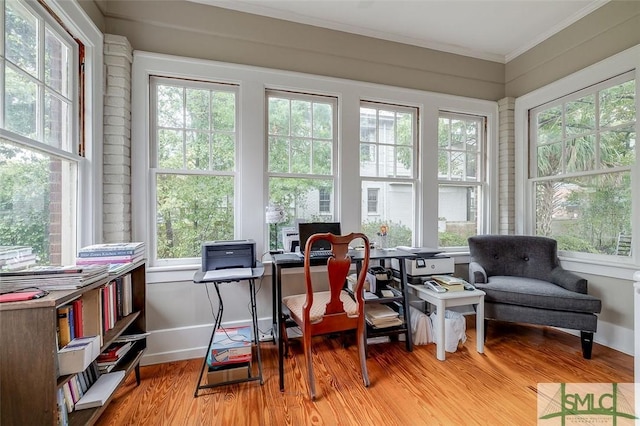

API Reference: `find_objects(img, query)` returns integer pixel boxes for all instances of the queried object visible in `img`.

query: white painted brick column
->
[498,97,515,235]
[103,34,133,243]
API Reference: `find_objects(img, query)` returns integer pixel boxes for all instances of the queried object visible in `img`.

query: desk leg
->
[276,264,285,392]
[249,279,264,384]
[476,295,485,354]
[194,282,224,397]
[436,299,446,361]
[398,260,413,352]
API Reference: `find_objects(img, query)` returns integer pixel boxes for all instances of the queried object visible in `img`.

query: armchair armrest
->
[551,267,587,294]
[468,261,487,284]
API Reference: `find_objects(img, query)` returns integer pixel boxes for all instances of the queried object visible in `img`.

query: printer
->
[201,239,256,271]
[391,247,454,282]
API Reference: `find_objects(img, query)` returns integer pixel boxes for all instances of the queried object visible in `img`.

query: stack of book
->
[0,264,109,292]
[96,341,134,373]
[76,242,145,272]
[431,275,466,292]
[365,304,403,328]
[0,246,36,271]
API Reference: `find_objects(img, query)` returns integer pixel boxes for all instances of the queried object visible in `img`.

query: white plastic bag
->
[409,306,433,345]
[430,310,467,352]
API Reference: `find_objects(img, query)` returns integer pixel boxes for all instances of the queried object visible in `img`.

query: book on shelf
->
[113,332,150,343]
[57,306,73,348]
[365,304,403,328]
[75,254,144,266]
[74,371,125,410]
[96,341,133,365]
[0,264,109,292]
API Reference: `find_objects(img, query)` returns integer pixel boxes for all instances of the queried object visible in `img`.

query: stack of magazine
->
[76,242,145,274]
[365,304,403,328]
[0,264,109,292]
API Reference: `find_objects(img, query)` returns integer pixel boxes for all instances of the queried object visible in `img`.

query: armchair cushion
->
[481,276,601,314]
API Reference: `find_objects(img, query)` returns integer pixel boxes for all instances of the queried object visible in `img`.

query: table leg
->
[476,294,485,354]
[436,299,446,361]
[194,282,224,397]
[276,264,285,392]
[249,279,264,384]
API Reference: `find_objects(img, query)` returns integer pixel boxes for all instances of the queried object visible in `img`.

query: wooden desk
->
[192,263,265,396]
[271,249,416,392]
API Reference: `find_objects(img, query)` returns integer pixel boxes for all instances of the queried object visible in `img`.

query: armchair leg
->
[357,324,370,387]
[580,331,594,359]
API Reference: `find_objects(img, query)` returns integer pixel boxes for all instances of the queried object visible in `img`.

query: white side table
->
[408,284,485,361]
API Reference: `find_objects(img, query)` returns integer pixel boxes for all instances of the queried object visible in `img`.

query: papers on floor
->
[365,304,403,328]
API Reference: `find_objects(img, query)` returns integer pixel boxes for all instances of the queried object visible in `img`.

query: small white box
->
[58,335,101,375]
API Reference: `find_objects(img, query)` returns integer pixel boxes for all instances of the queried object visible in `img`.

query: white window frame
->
[265,89,339,232]
[515,44,640,279]
[132,52,496,282]
[0,0,102,259]
[359,101,419,246]
[148,76,239,267]
[437,111,487,249]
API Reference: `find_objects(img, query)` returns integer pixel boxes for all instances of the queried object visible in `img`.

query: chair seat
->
[479,276,602,314]
[283,290,358,323]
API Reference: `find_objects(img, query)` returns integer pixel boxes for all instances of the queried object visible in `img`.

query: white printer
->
[391,247,454,278]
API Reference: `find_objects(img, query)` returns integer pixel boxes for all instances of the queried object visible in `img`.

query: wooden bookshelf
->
[0,260,146,426]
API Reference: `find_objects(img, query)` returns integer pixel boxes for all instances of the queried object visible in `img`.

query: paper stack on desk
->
[365,304,403,328]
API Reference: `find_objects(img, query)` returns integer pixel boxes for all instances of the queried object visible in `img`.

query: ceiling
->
[191,0,608,63]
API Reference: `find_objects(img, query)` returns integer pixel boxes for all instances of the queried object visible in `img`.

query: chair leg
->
[580,331,594,359]
[303,331,316,400]
[357,324,370,387]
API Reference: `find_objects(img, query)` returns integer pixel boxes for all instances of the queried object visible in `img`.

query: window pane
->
[185,131,208,170]
[5,0,38,77]
[600,127,635,167]
[600,80,636,128]
[45,92,69,150]
[268,177,334,223]
[212,133,235,171]
[312,140,332,175]
[186,88,210,130]
[158,129,184,169]
[312,102,332,139]
[291,100,311,137]
[535,172,631,255]
[361,181,413,247]
[212,91,235,131]
[378,110,395,144]
[360,108,376,142]
[156,174,234,259]
[396,146,412,177]
[291,138,311,174]
[268,136,289,173]
[45,26,70,96]
[157,85,184,128]
[565,95,595,137]
[0,140,77,267]
[536,106,562,145]
[5,66,37,139]
[565,135,595,173]
[438,185,479,247]
[360,143,377,177]
[537,142,562,177]
[268,97,290,135]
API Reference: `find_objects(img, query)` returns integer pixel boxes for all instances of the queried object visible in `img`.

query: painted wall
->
[505,1,640,97]
[84,0,504,100]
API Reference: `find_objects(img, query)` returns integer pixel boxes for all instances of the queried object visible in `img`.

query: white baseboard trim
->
[558,319,633,356]
[140,316,274,366]
[141,317,632,366]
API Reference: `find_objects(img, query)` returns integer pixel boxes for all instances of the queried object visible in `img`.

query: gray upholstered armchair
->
[467,235,602,359]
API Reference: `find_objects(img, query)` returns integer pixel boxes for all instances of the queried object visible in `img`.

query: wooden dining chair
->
[281,232,371,400]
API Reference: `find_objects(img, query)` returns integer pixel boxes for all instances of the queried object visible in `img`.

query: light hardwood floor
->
[96,320,633,425]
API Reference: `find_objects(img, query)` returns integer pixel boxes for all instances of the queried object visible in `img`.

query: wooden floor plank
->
[96,321,633,425]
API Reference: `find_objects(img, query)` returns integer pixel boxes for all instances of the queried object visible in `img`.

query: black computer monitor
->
[297,222,342,253]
